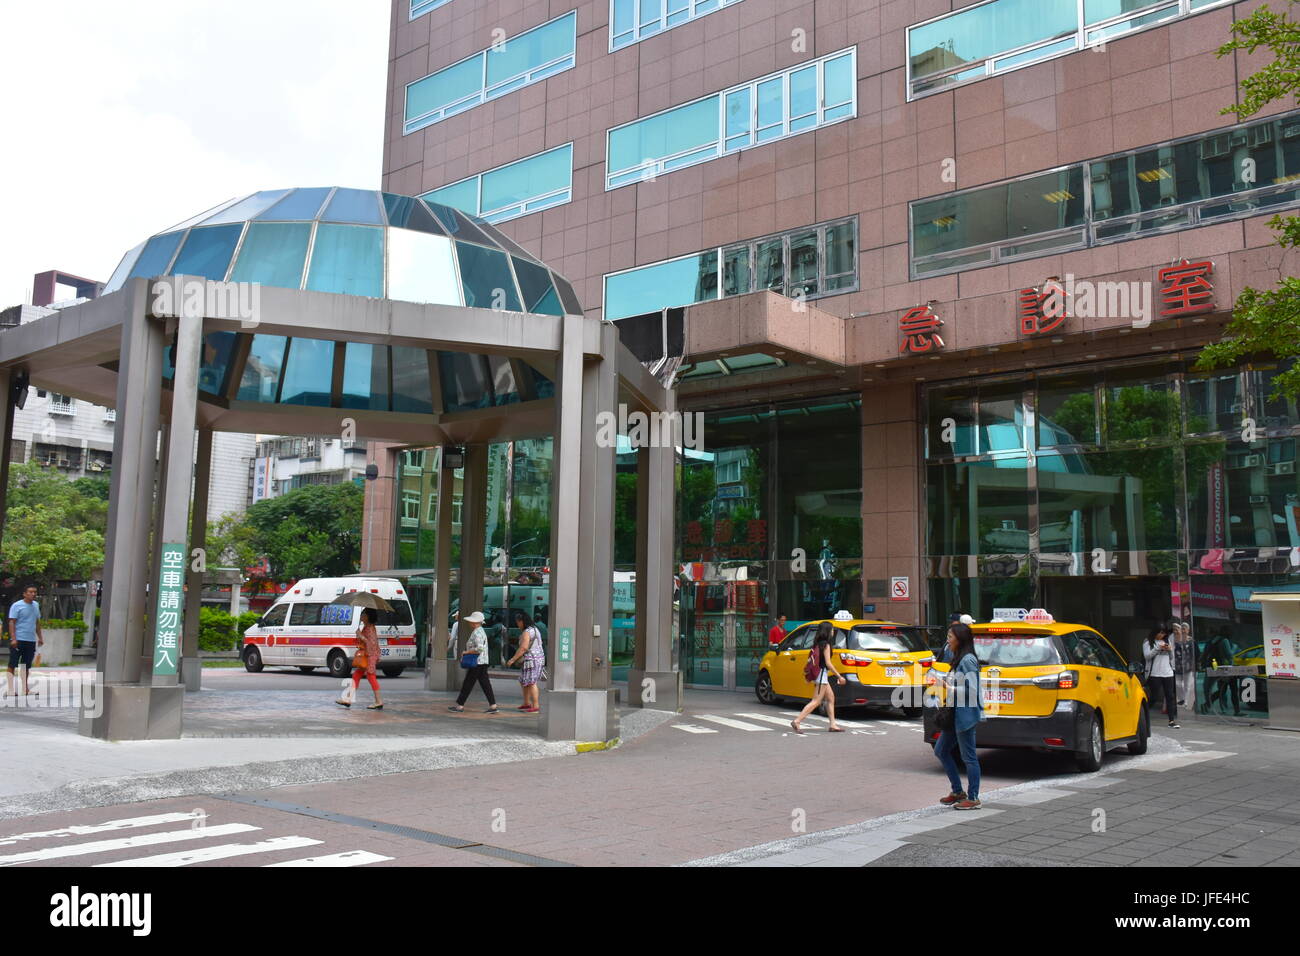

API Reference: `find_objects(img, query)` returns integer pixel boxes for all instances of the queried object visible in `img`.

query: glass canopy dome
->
[102,188,580,414]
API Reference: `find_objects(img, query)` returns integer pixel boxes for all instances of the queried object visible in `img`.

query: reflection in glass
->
[1104,365,1176,442]
[323,188,384,225]
[1185,370,1241,434]
[389,230,460,306]
[279,338,335,406]
[1038,373,1097,448]
[456,242,522,311]
[909,0,1076,80]
[440,352,492,411]
[605,251,718,320]
[229,222,311,290]
[198,332,237,396]
[256,187,332,221]
[1187,438,1300,551]
[927,386,976,457]
[128,231,185,281]
[927,458,1031,555]
[203,190,291,226]
[1038,447,1180,552]
[238,335,288,403]
[169,224,244,280]
[306,224,384,298]
[391,346,434,413]
[979,383,1025,453]
[512,257,562,315]
[341,343,389,411]
[383,194,448,235]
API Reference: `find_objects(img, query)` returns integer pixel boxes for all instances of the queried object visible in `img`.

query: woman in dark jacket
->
[934,622,984,810]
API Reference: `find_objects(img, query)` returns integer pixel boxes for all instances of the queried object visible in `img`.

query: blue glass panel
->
[1084,0,1164,25]
[104,241,145,294]
[472,220,539,262]
[605,251,718,320]
[789,65,817,121]
[439,352,492,411]
[198,332,237,395]
[410,0,452,18]
[306,224,384,298]
[256,187,332,221]
[609,96,720,175]
[909,0,1077,79]
[203,189,292,225]
[323,188,384,225]
[384,194,448,234]
[229,222,311,290]
[424,179,480,216]
[823,52,854,108]
[128,231,185,280]
[480,144,572,216]
[238,335,289,403]
[279,338,336,406]
[455,242,522,310]
[341,342,389,411]
[407,55,483,124]
[485,13,575,89]
[391,346,434,413]
[169,223,244,280]
[512,257,563,315]
[425,202,494,246]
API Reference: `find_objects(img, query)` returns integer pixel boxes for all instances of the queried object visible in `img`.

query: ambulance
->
[241,577,418,678]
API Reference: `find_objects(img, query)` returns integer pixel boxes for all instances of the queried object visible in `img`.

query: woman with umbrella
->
[332,592,388,711]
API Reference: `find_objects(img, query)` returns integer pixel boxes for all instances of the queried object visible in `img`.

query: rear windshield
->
[844,626,928,653]
[974,635,1063,666]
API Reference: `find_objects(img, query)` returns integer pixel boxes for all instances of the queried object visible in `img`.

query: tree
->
[1195,1,1300,393]
[212,482,364,583]
[1,463,107,589]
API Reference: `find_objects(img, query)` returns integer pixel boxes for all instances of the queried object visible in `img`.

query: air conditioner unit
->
[1247,125,1273,148]
[1249,495,1268,504]
[1273,461,1296,476]
[1200,135,1231,160]
[1244,454,1264,468]
[1282,123,1300,141]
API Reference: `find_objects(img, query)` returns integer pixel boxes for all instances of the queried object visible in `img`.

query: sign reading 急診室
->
[152,543,185,677]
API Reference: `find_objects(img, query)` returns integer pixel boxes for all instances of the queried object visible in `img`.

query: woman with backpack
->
[790,621,847,734]
[934,622,984,810]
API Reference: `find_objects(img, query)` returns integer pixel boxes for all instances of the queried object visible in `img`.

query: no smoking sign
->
[890,576,910,601]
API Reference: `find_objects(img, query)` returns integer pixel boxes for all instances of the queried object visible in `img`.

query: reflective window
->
[278,338,335,406]
[911,111,1300,277]
[169,224,244,280]
[1038,447,1180,552]
[1038,373,1097,448]
[927,459,1031,555]
[323,188,383,225]
[512,257,563,315]
[927,385,977,458]
[341,343,389,411]
[603,218,855,320]
[198,332,237,396]
[204,190,291,226]
[383,195,446,234]
[410,0,452,19]
[238,335,288,403]
[439,352,492,411]
[423,144,573,224]
[1251,360,1300,431]
[611,0,743,50]
[908,0,1236,99]
[1185,369,1242,434]
[1104,365,1176,443]
[455,242,522,311]
[256,187,331,221]
[776,400,863,560]
[606,49,856,188]
[388,230,461,306]
[404,13,577,135]
[229,222,311,290]
[306,224,384,298]
[1186,439,1300,551]
[391,346,434,414]
[128,231,185,281]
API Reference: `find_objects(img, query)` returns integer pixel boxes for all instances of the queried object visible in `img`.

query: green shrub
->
[237,610,261,635]
[198,607,239,652]
[43,617,89,648]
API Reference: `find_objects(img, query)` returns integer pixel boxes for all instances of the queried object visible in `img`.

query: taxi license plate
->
[885,666,906,679]
[984,687,1014,704]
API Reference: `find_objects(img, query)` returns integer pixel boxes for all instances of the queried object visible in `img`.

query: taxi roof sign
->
[991,607,1055,623]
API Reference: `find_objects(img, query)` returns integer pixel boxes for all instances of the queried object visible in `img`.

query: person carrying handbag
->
[337,607,383,710]
[934,622,984,810]
[448,610,498,714]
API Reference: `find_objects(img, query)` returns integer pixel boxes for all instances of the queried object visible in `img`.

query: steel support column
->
[0,369,14,553]
[455,443,489,660]
[181,426,213,692]
[427,447,459,690]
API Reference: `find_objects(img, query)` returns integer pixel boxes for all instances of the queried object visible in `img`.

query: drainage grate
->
[215,792,574,866]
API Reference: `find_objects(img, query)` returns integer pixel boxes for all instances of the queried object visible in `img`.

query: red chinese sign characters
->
[1158,259,1215,319]
[900,303,945,354]
[681,518,770,563]
[1017,277,1068,336]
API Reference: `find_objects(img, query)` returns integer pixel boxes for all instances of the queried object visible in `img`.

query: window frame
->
[409,0,453,20]
[609,0,744,52]
[422,143,575,225]
[604,48,857,190]
[906,0,1237,102]
[404,11,578,136]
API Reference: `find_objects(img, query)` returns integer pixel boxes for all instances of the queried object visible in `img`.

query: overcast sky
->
[0,0,389,307]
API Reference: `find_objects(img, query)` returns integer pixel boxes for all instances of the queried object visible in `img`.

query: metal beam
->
[182,427,213,691]
[617,340,673,415]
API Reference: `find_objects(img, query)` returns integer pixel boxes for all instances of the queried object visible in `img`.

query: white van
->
[242,577,417,678]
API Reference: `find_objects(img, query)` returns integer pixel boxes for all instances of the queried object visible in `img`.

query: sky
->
[0,0,389,307]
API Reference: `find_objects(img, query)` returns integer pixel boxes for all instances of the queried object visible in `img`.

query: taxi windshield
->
[974,634,1063,666]
[845,626,928,653]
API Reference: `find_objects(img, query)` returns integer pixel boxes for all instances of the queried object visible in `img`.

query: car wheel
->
[243,647,263,673]
[297,666,316,674]
[755,670,780,705]
[327,651,351,679]
[381,666,404,678]
[1075,713,1104,772]
[1127,706,1149,756]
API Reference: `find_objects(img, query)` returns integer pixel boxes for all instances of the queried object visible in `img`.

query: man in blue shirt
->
[7,585,44,697]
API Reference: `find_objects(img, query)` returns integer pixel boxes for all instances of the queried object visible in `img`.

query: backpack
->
[804,644,824,682]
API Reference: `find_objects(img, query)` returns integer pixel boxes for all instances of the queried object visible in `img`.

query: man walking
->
[7,585,44,698]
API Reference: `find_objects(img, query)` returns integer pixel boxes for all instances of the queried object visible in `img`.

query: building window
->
[423,144,574,225]
[910,112,1300,278]
[604,217,857,320]
[48,393,75,416]
[410,0,452,19]
[605,48,856,189]
[452,495,464,526]
[404,12,577,136]
[610,0,743,51]
[908,0,1236,100]
[401,493,420,528]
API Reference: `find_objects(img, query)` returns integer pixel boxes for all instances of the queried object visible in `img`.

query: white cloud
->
[0,0,388,305]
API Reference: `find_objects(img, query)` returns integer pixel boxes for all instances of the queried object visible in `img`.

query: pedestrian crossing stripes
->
[0,814,393,868]
[670,712,926,736]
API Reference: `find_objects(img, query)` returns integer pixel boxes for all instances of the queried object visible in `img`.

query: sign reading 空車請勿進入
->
[152,543,185,677]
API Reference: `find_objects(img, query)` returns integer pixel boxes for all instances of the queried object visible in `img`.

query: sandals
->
[367,703,384,710]
[790,720,805,734]
[447,704,465,712]
[827,726,846,733]
[335,699,351,709]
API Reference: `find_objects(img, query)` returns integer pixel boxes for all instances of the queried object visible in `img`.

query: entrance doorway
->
[1040,576,1170,665]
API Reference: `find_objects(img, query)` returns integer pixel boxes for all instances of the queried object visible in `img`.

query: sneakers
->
[938,792,967,806]
[521,706,540,713]
[953,798,982,811]
[1168,721,1181,728]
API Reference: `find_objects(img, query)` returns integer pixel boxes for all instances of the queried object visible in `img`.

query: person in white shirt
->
[448,611,497,714]
[1144,625,1180,729]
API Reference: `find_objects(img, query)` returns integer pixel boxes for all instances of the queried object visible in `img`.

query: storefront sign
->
[1158,258,1215,319]
[1205,461,1225,549]
[152,543,185,677]
[899,304,944,354]
[1267,619,1300,679]
[1016,277,1068,335]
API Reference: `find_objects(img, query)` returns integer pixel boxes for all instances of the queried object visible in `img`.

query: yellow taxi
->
[922,610,1149,772]
[755,613,937,716]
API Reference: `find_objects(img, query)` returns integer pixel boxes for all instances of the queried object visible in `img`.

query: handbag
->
[936,703,955,732]
[353,649,369,669]
[460,653,480,669]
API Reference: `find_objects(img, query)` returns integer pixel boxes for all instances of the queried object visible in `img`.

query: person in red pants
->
[337,607,383,711]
